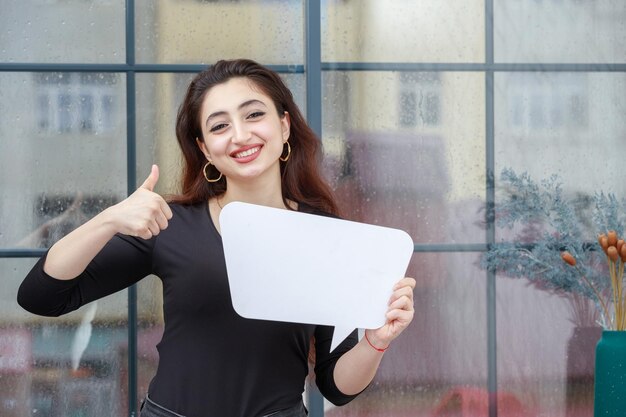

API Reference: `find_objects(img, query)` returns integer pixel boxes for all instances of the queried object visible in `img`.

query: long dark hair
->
[170,59,339,216]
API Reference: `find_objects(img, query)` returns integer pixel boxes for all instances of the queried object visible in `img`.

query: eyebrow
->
[205,99,267,128]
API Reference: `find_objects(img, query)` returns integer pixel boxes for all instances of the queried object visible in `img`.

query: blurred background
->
[0,1,624,416]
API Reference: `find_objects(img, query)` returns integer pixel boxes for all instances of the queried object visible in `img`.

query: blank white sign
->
[220,202,414,352]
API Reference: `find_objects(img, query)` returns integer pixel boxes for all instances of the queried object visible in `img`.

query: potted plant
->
[482,168,626,416]
[562,232,626,416]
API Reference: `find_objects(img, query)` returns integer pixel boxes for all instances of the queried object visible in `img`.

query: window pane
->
[0,1,125,63]
[495,1,626,63]
[322,0,484,63]
[327,252,488,416]
[0,258,129,417]
[493,72,626,416]
[135,0,304,65]
[494,72,626,199]
[0,72,127,249]
[496,276,598,416]
[322,71,486,244]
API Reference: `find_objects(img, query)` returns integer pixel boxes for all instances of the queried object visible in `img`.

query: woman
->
[18,59,416,417]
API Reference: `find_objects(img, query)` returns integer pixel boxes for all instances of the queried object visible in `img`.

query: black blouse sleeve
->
[313,325,363,406]
[17,234,155,317]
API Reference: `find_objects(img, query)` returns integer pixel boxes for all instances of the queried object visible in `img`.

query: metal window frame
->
[1,0,626,416]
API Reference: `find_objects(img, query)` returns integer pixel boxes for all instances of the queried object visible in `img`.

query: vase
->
[594,330,626,416]
[566,326,601,416]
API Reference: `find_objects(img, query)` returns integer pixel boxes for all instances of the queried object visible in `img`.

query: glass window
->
[326,252,488,416]
[33,73,121,136]
[0,258,129,417]
[398,73,442,127]
[322,0,485,63]
[493,72,626,416]
[0,0,126,63]
[0,72,127,250]
[496,276,598,416]
[321,71,486,245]
[495,72,626,197]
[135,0,304,65]
[79,95,94,132]
[495,0,626,63]
[2,1,625,416]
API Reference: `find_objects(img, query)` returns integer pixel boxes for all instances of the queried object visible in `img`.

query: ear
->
[196,137,210,161]
[281,112,291,143]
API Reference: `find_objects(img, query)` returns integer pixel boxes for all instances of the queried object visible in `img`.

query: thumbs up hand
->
[107,165,174,240]
[140,164,160,192]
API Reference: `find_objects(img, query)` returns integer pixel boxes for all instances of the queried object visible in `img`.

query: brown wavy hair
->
[169,59,338,216]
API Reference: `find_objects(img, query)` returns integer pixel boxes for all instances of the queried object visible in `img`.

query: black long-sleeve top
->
[17,202,359,417]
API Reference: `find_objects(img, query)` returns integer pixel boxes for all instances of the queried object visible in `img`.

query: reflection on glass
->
[135,0,304,65]
[0,259,129,417]
[495,72,626,197]
[322,0,484,63]
[321,71,486,244]
[495,1,626,63]
[0,72,127,249]
[0,1,125,63]
[326,252,488,417]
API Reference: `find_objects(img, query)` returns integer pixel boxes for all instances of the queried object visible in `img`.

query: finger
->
[154,211,169,230]
[137,227,153,240]
[140,164,159,191]
[147,220,161,237]
[388,295,413,311]
[386,308,414,323]
[394,277,416,290]
[389,287,414,306]
[158,198,173,220]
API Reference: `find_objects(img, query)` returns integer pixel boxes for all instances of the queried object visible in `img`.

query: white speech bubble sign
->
[219,202,414,352]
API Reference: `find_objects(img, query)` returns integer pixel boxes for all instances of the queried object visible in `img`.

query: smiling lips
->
[231,145,262,162]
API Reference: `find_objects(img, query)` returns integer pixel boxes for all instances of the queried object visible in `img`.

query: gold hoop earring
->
[203,161,223,183]
[279,141,291,162]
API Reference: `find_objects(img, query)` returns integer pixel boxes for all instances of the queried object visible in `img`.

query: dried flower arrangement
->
[481,169,626,328]
[562,232,626,330]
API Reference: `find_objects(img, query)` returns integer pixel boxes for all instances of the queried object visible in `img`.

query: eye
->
[247,111,265,119]
[209,123,228,133]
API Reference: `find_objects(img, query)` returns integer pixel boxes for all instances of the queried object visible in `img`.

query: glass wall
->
[1,1,625,416]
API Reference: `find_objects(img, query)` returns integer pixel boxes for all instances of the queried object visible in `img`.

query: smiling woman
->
[171,60,340,218]
[196,78,290,194]
[16,59,416,417]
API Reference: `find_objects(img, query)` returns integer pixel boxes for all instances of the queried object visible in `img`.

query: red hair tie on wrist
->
[364,331,388,352]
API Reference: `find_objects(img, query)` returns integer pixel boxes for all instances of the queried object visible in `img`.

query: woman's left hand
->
[366,277,416,349]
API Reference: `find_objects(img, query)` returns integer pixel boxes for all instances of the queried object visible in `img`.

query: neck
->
[220,172,287,210]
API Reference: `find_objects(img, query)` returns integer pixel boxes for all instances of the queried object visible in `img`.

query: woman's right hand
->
[43,164,173,280]
[105,164,173,240]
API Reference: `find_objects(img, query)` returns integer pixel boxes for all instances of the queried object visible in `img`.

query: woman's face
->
[197,77,290,185]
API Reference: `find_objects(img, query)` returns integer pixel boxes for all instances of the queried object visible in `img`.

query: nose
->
[231,120,252,144]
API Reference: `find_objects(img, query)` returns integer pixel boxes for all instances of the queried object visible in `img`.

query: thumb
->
[140,164,159,191]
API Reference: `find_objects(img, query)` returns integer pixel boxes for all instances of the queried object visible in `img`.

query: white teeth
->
[235,147,260,158]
